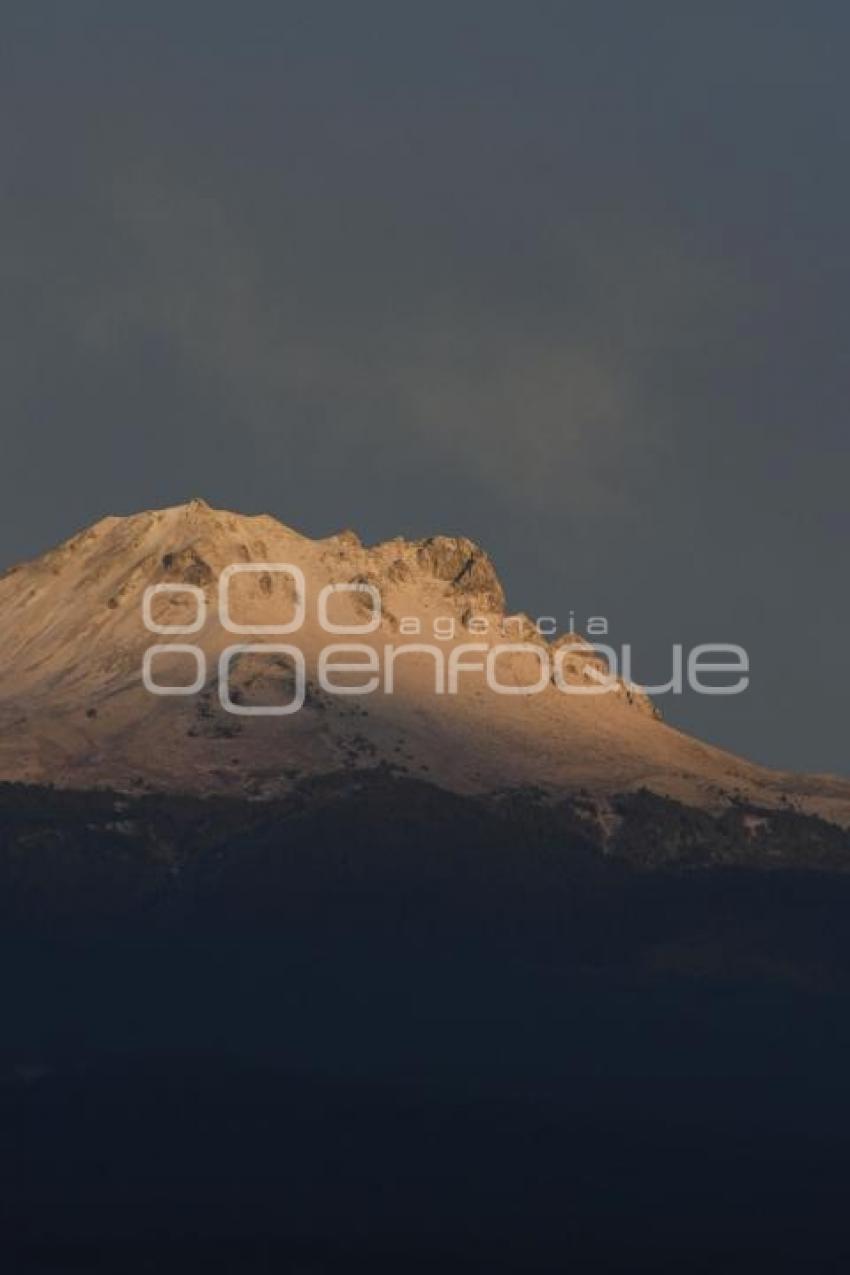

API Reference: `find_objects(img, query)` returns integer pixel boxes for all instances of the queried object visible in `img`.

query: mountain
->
[0,497,848,827]
[4,502,850,1275]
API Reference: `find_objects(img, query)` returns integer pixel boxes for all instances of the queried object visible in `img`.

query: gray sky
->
[1,2,848,775]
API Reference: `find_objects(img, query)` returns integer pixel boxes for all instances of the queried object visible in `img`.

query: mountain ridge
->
[0,499,847,826]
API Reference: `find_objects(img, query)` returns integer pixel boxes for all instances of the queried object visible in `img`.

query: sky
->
[1,2,848,775]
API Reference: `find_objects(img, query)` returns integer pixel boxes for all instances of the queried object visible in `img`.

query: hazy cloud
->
[1,2,847,773]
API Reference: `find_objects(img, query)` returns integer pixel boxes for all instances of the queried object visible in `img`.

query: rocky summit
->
[0,500,848,830]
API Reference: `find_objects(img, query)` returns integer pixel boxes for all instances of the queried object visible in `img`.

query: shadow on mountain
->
[2,773,850,1271]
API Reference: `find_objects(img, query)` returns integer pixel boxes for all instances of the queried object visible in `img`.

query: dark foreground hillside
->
[3,775,850,1272]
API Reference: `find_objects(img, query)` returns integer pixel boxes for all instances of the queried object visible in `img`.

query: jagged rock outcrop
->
[415,535,505,612]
